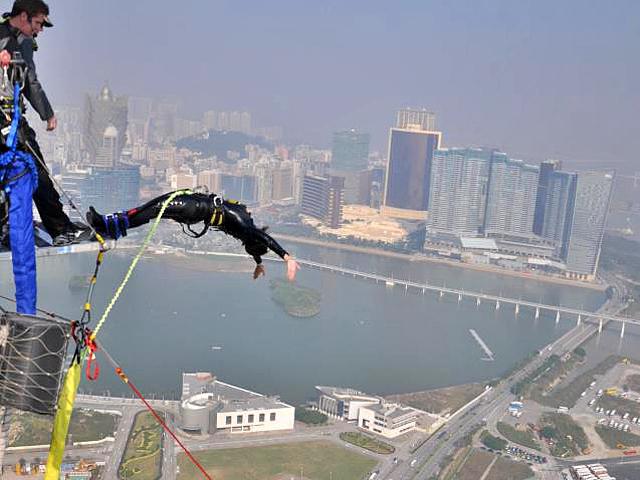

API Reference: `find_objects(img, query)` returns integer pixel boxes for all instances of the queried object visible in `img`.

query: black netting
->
[0,312,70,416]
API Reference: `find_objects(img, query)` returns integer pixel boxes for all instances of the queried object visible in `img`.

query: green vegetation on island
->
[119,411,164,480]
[339,431,395,454]
[177,440,377,480]
[9,409,117,447]
[294,407,328,425]
[496,422,541,450]
[270,279,321,318]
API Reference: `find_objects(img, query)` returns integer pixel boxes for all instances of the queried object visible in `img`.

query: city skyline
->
[33,1,639,170]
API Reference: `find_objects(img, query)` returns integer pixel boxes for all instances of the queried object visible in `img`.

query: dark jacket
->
[0,21,54,121]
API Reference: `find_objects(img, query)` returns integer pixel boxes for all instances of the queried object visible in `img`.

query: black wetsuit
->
[88,192,289,265]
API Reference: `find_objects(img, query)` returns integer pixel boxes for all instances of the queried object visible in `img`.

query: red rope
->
[114,367,213,480]
[89,339,213,479]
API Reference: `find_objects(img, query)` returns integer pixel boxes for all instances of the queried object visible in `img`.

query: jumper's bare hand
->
[46,115,57,131]
[284,254,300,282]
[253,264,265,280]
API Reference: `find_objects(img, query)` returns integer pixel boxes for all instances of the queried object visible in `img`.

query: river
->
[0,244,607,404]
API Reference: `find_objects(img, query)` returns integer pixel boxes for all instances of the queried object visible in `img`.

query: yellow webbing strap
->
[44,190,192,478]
[91,189,193,339]
[44,362,81,479]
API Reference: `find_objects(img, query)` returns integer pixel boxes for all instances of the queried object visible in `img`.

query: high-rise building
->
[301,175,345,228]
[220,174,258,203]
[483,154,539,239]
[564,171,614,279]
[537,169,578,253]
[82,165,140,214]
[331,130,370,172]
[429,148,491,236]
[533,160,562,235]
[197,170,221,193]
[272,165,294,200]
[383,110,442,218]
[93,125,119,168]
[83,86,128,165]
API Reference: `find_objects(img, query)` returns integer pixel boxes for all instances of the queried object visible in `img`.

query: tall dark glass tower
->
[383,111,441,218]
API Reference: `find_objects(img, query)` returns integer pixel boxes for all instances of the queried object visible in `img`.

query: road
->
[382,274,629,480]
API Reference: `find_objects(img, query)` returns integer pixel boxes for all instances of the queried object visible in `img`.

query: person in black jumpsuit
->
[86,191,300,281]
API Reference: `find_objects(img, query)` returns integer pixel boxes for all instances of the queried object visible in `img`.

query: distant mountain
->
[177,130,273,162]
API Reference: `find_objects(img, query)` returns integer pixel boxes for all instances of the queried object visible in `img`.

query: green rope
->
[90,189,193,340]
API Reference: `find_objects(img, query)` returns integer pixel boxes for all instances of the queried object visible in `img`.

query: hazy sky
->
[31,0,639,170]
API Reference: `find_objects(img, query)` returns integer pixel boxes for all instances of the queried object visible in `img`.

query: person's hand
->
[253,264,265,280]
[284,254,300,282]
[46,115,57,131]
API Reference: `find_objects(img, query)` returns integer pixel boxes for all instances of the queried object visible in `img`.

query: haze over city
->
[39,0,639,168]
[1,1,640,479]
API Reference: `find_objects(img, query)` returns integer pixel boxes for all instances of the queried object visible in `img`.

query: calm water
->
[0,246,607,404]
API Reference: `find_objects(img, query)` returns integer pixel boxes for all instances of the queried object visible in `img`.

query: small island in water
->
[270,279,321,318]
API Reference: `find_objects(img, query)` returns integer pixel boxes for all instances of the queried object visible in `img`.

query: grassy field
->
[540,413,590,457]
[451,449,494,480]
[119,411,163,480]
[480,431,507,451]
[385,383,485,416]
[597,394,640,419]
[339,432,395,454]
[9,408,118,447]
[453,449,534,480]
[595,425,640,449]
[497,422,541,450]
[177,441,378,480]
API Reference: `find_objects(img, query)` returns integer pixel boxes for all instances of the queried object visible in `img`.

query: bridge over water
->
[296,258,640,337]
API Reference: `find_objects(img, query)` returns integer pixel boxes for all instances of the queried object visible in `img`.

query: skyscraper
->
[383,110,442,218]
[429,148,491,236]
[564,171,614,279]
[83,86,128,165]
[331,130,370,172]
[483,154,540,238]
[537,169,578,253]
[301,175,345,228]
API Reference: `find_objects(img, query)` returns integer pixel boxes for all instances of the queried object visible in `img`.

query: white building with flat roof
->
[359,403,418,439]
[315,386,380,421]
[180,373,294,435]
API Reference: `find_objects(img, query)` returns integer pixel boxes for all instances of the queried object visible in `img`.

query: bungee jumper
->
[86,190,301,281]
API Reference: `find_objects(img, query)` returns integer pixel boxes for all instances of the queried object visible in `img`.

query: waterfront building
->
[564,171,614,279]
[429,148,491,236]
[383,109,442,219]
[301,175,345,228]
[315,386,419,438]
[358,403,418,439]
[83,86,128,165]
[331,130,370,172]
[483,153,539,239]
[180,373,294,435]
[315,386,380,421]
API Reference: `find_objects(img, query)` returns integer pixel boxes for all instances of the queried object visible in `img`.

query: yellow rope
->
[90,189,193,340]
